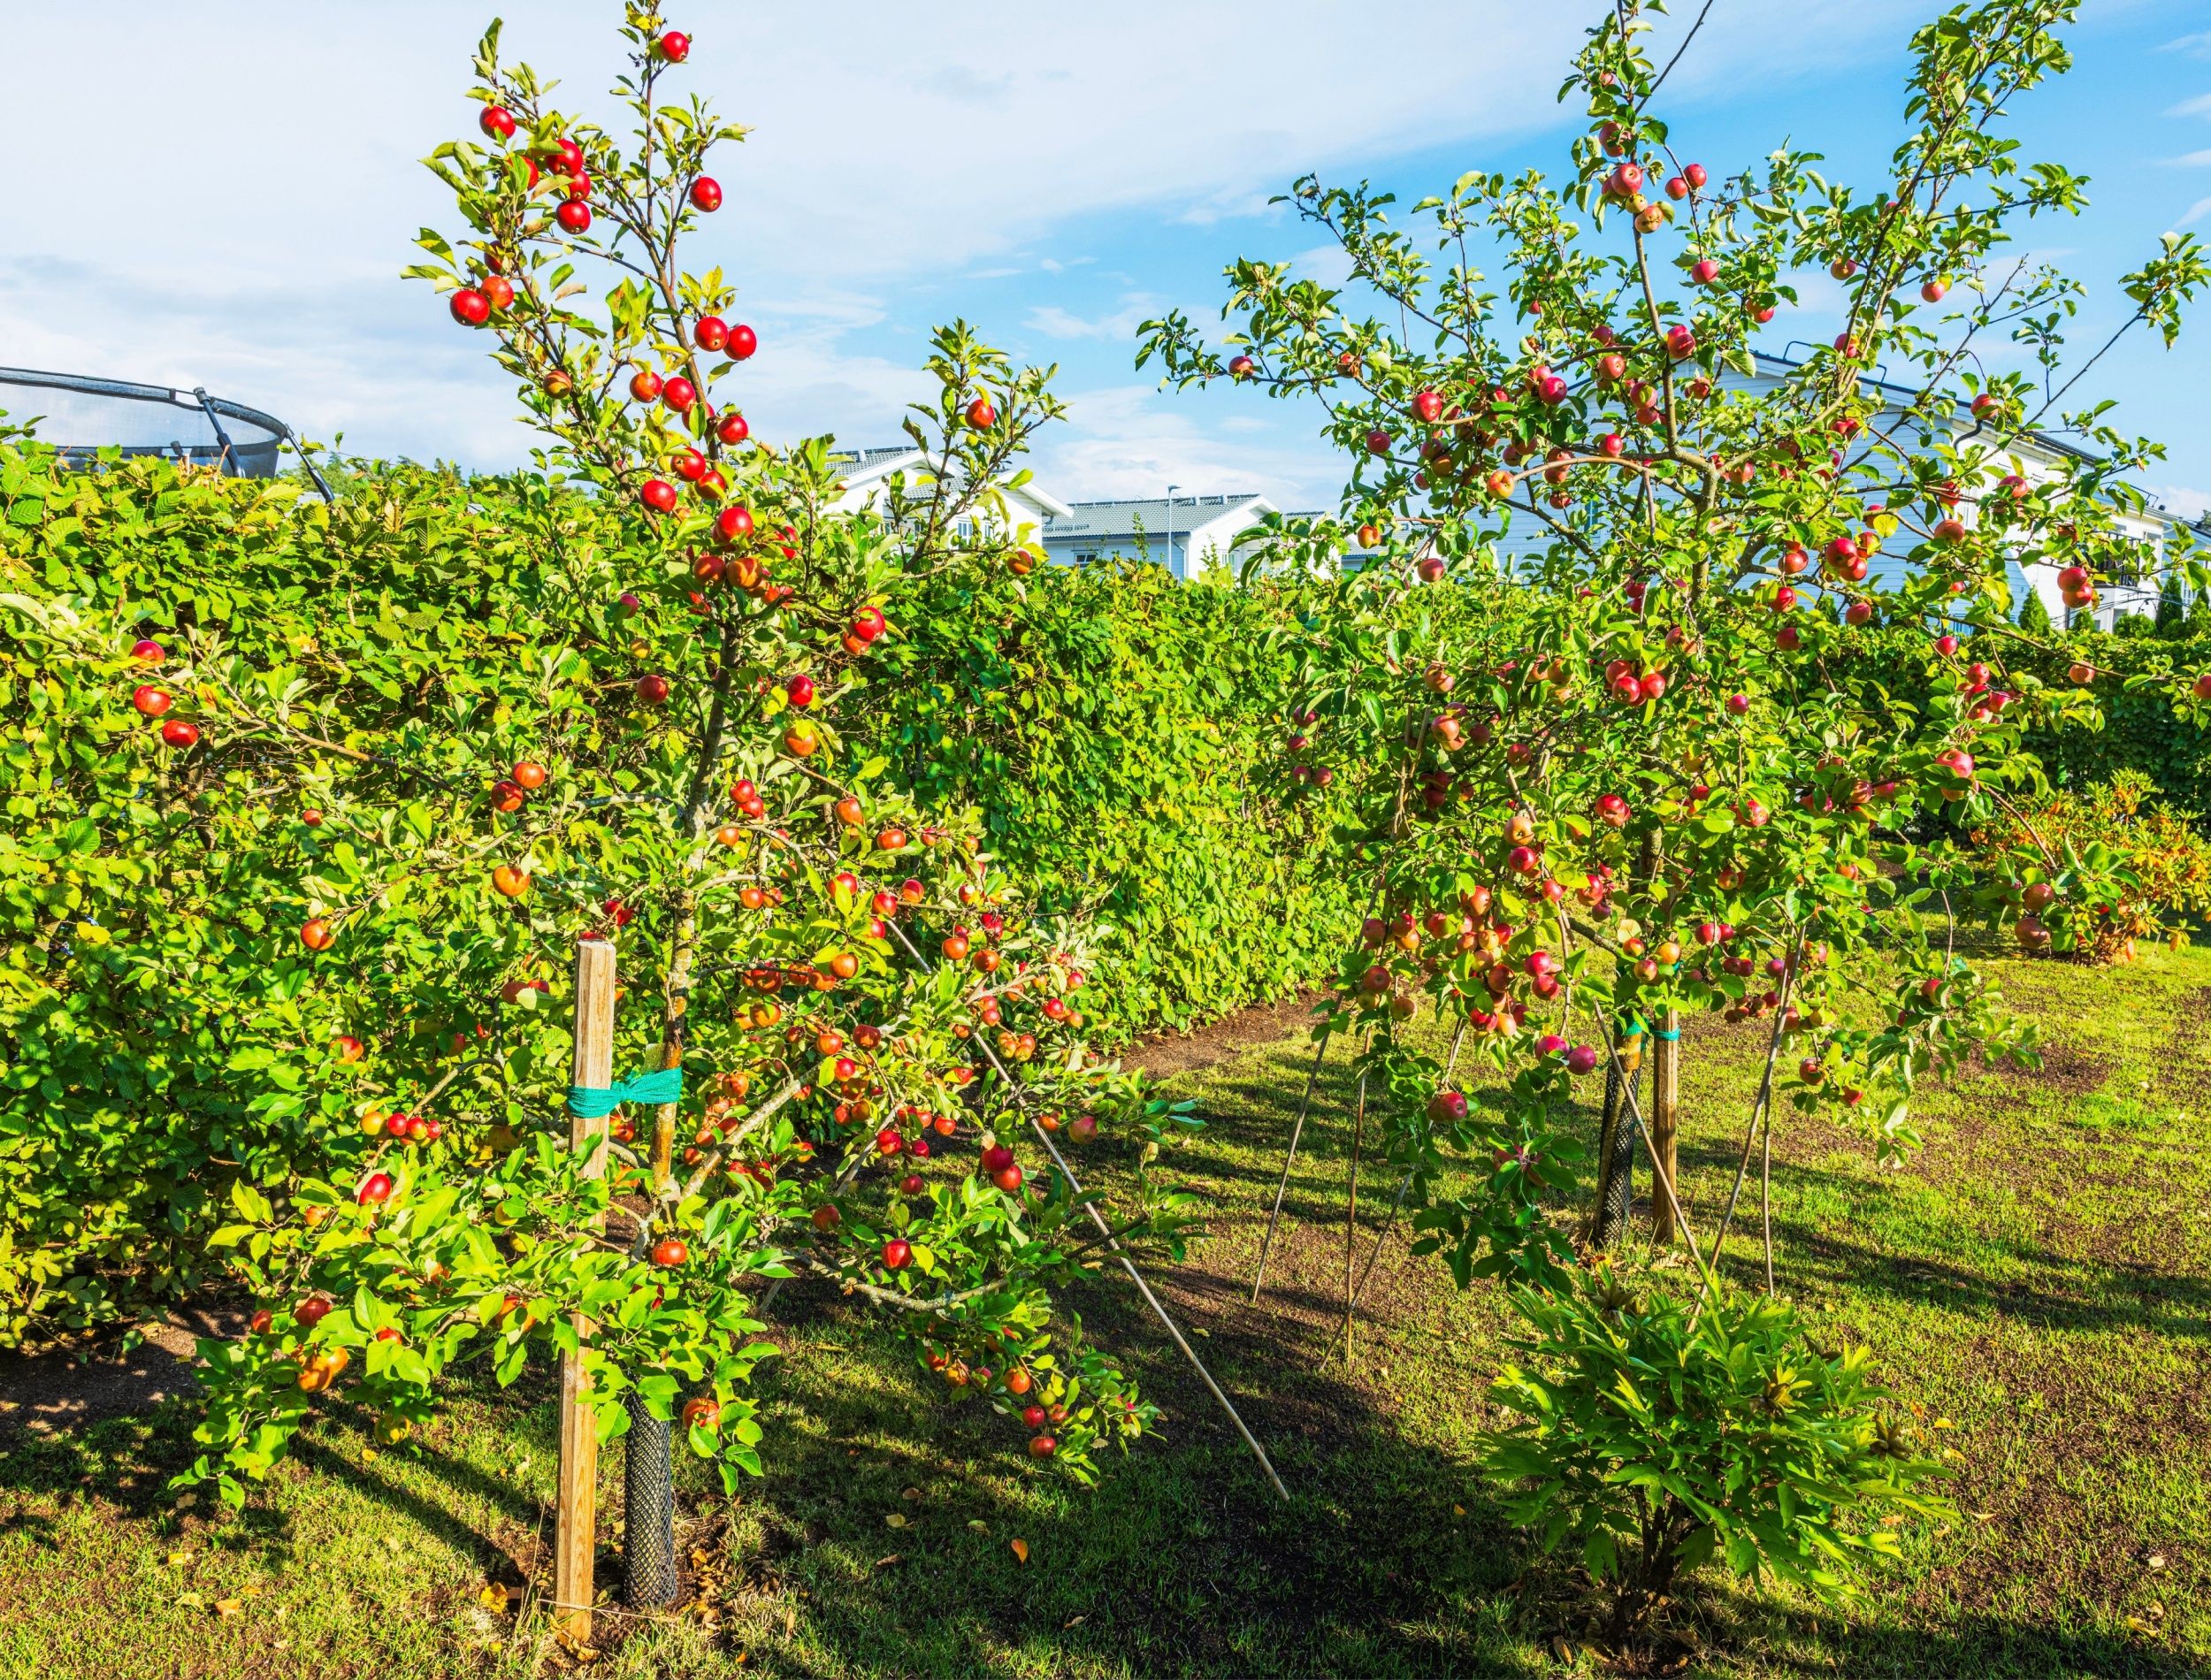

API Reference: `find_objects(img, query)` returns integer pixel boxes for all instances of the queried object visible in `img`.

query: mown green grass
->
[4,947,2208,1678]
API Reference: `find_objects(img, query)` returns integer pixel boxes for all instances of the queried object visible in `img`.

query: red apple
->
[690,177,723,212]
[479,105,516,141]
[882,1238,913,1270]
[637,673,672,705]
[449,287,491,327]
[682,1397,721,1431]
[160,719,199,748]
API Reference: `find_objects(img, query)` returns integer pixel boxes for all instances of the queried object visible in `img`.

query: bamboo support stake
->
[555,937,617,1643]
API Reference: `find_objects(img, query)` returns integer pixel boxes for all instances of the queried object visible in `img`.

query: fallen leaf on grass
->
[177,1592,205,1611]
[478,1583,513,1613]
[968,1520,990,1533]
[873,1554,903,1569]
[215,1599,244,1619]
[2149,1554,2167,1570]
[884,1513,907,1529]
[1064,1615,1087,1630]
[1010,1539,1029,1563]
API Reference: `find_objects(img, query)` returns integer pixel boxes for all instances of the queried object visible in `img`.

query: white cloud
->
[1031,383,1339,505]
[2163,149,2211,166]
[1175,187,1281,226]
[1023,297,1164,340]
[2182,195,2211,226]
[2170,92,2211,118]
[0,0,1946,469]
[2163,32,2211,61]
[1294,245,1359,287]
[2147,483,2211,522]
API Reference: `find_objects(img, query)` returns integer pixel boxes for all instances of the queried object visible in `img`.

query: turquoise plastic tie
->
[1655,1027,1681,1041]
[567,1065,684,1119]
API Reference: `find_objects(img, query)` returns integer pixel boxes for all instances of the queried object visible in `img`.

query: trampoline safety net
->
[0,365,332,500]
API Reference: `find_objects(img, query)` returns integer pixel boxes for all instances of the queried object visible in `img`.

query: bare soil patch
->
[1121,989,1327,1079]
[0,1302,247,1435]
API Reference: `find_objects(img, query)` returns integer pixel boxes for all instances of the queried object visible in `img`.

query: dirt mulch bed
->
[1121,989,1327,1079]
[0,1302,249,1435]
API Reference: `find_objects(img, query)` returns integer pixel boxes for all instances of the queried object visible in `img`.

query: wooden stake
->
[1650,1012,1680,1245]
[555,937,616,1643]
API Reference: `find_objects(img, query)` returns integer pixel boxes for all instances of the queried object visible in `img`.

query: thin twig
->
[1702,952,1800,1273]
[1251,1021,1335,1302]
[1342,1073,1366,1363]
[884,920,1292,1502]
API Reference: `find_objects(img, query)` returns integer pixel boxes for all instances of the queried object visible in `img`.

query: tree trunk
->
[1649,1010,1679,1245]
[1591,1033,1641,1252]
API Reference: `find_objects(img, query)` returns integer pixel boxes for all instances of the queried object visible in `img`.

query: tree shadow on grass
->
[0,1349,555,1579]
[697,1278,1558,1680]
[1700,1581,2199,1680]
[1668,1142,2211,1346]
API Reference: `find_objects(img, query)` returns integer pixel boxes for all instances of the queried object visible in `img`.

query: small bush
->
[1482,1268,1951,1652]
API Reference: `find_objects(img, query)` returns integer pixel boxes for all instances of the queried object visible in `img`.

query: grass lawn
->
[4,947,2209,1678]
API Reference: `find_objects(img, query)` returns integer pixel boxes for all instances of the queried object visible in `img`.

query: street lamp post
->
[1165,484,1181,579]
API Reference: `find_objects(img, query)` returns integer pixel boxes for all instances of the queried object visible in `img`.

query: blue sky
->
[4,2,2209,516]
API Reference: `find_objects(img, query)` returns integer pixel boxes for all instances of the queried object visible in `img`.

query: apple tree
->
[109,5,1205,1505]
[1141,0,2206,1639]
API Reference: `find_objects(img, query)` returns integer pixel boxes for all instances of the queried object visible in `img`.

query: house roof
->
[1044,493,1274,543]
[1748,350,2186,527]
[830,446,1073,519]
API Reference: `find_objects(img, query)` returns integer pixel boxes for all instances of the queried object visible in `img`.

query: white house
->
[829,445,1073,542]
[1480,353,2192,621]
[1037,493,1278,580]
[1660,353,2183,626]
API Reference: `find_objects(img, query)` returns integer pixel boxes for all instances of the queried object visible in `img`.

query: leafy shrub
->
[1972,769,2211,961]
[1483,1268,1952,1647]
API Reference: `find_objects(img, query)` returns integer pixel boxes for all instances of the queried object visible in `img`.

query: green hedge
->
[2020,628,2211,816]
[867,560,1354,1037]
[0,447,1347,1338]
